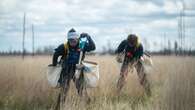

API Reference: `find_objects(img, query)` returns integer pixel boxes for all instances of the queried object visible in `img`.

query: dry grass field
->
[0,55,194,110]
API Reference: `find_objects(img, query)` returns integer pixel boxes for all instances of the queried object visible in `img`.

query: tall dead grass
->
[0,55,194,110]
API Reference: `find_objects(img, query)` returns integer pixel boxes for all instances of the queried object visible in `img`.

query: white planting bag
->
[82,61,99,88]
[47,65,62,87]
[142,55,153,66]
[140,55,153,73]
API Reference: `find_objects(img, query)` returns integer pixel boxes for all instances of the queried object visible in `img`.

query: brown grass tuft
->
[0,55,194,110]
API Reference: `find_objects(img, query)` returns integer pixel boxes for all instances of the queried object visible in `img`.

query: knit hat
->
[67,28,79,39]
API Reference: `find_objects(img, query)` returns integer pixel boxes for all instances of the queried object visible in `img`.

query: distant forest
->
[0,42,194,56]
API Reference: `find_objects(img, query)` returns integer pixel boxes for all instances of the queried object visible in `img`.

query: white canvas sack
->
[47,64,62,87]
[82,61,99,88]
[140,55,153,73]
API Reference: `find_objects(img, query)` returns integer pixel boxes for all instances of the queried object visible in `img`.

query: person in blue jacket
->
[115,34,151,96]
[49,28,95,96]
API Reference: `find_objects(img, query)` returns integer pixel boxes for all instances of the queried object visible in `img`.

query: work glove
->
[116,53,124,63]
[80,33,90,40]
[79,33,90,50]
[48,64,55,67]
[76,64,84,70]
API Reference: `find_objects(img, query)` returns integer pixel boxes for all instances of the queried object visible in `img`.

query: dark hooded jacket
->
[52,34,95,66]
[115,40,143,61]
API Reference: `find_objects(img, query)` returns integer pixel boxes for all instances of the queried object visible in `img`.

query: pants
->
[54,64,86,110]
[58,63,85,96]
[117,59,151,96]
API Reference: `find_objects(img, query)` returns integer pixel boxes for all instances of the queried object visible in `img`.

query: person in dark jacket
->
[115,34,151,96]
[50,28,96,97]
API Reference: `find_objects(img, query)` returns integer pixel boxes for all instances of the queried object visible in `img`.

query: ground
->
[0,55,194,110]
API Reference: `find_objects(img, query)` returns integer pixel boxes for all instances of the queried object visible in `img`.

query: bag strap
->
[64,42,69,58]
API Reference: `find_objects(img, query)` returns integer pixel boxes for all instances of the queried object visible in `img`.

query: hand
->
[116,54,123,63]
[48,64,55,67]
[80,33,88,38]
[80,33,91,41]
[76,64,84,70]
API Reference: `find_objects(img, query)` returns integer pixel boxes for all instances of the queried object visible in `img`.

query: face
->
[128,37,136,47]
[68,38,79,47]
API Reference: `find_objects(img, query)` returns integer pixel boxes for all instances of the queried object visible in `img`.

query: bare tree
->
[143,38,150,52]
[22,13,26,59]
[32,24,35,56]
[174,41,178,55]
[178,0,186,55]
[168,39,171,55]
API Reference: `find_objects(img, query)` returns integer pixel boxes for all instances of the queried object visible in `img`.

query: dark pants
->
[58,63,85,96]
[54,64,86,110]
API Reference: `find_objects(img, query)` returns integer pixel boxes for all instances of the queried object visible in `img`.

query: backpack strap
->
[64,42,69,58]
[135,36,141,48]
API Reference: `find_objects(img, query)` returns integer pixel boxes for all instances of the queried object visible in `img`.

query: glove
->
[48,64,55,67]
[80,33,90,42]
[116,53,124,63]
[76,64,84,70]
[79,33,89,50]
[80,33,89,39]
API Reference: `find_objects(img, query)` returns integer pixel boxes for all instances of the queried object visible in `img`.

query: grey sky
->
[0,0,195,52]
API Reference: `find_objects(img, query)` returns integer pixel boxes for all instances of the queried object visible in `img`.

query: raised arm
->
[81,33,96,52]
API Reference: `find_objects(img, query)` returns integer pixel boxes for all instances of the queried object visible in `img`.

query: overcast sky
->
[0,0,195,52]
